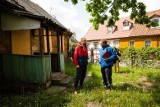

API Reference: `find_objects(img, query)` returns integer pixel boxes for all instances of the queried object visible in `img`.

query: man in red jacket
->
[73,38,88,94]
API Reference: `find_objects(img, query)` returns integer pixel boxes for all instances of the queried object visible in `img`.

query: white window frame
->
[129,40,135,47]
[93,42,98,49]
[123,21,129,26]
[144,40,151,47]
[150,17,160,28]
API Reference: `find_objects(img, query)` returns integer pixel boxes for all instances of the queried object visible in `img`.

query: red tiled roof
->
[84,9,160,41]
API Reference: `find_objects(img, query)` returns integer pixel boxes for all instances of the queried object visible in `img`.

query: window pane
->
[129,41,134,47]
[145,40,151,47]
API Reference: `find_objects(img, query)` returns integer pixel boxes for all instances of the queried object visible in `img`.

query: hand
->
[76,65,80,68]
[104,58,108,62]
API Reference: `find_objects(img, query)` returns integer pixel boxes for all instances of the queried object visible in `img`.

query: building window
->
[129,40,135,47]
[107,27,113,34]
[123,21,132,30]
[123,21,129,26]
[113,40,120,47]
[107,26,117,34]
[151,18,160,28]
[93,42,98,49]
[145,40,151,47]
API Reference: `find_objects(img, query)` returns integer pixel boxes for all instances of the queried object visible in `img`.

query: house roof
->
[0,0,72,34]
[84,9,160,41]
[84,17,133,40]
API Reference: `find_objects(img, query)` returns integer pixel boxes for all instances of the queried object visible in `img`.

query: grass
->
[0,61,160,107]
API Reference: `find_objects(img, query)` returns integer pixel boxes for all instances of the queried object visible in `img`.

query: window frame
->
[150,17,160,28]
[129,40,135,47]
[144,40,151,47]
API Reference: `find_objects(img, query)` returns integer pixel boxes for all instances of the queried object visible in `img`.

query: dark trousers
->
[74,65,87,89]
[101,66,112,87]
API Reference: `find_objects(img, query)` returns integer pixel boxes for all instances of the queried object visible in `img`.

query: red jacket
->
[73,44,88,66]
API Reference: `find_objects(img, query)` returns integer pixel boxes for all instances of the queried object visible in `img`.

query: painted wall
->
[51,36,58,53]
[120,36,159,48]
[12,30,31,55]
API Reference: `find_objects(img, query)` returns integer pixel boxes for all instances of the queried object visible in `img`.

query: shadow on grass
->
[145,71,160,105]
[0,87,71,107]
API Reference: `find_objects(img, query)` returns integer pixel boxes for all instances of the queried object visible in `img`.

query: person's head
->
[100,39,107,47]
[80,38,87,46]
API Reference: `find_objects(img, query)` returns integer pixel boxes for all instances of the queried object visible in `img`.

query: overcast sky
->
[31,0,160,41]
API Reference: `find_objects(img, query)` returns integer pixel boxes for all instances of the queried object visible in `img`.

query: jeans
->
[101,66,112,87]
[74,65,87,89]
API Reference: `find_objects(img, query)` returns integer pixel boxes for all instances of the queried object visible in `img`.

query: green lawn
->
[0,61,160,107]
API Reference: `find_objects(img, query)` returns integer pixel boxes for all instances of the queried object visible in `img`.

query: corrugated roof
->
[84,9,160,40]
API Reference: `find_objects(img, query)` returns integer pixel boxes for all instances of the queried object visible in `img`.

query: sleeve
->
[73,46,79,66]
[107,47,117,61]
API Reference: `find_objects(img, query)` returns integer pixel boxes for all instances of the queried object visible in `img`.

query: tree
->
[64,0,158,29]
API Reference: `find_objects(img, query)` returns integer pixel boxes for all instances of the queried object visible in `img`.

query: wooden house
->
[0,0,72,87]
[84,9,160,59]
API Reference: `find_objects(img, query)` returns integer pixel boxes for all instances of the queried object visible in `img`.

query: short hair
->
[100,39,107,45]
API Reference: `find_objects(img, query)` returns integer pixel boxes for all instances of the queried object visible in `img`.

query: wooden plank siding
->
[2,54,51,84]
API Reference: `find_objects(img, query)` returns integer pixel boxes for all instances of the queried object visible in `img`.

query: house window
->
[113,40,120,47]
[151,18,160,28]
[107,26,117,34]
[145,40,151,47]
[123,21,129,26]
[129,40,135,47]
[107,27,113,34]
[93,42,98,49]
[123,21,132,30]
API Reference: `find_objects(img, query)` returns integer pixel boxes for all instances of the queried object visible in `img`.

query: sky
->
[30,0,160,41]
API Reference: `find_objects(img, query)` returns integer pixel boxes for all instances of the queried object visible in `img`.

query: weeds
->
[0,62,160,107]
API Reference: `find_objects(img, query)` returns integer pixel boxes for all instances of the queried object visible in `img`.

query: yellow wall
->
[12,30,31,55]
[51,36,57,53]
[119,38,129,48]
[49,36,53,52]
[120,36,159,48]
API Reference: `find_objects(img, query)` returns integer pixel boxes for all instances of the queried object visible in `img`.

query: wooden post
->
[60,32,63,53]
[46,28,50,54]
[39,28,43,55]
[56,31,60,71]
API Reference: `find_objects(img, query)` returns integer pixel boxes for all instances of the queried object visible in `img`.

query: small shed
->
[0,0,72,87]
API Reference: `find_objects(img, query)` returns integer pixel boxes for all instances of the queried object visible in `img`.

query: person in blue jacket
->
[99,39,117,90]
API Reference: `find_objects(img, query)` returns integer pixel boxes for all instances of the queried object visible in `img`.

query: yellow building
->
[84,10,160,49]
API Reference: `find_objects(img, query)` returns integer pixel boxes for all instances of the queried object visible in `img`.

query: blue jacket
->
[99,45,117,67]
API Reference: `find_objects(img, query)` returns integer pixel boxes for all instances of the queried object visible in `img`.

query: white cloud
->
[30,0,160,41]
[31,0,91,41]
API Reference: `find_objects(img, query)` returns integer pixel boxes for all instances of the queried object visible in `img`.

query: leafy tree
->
[64,0,158,29]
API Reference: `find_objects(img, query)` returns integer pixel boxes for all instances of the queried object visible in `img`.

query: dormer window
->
[107,26,117,34]
[150,17,160,28]
[123,20,132,31]
[123,21,129,26]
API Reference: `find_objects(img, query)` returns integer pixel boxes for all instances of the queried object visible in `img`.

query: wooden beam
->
[39,28,43,55]
[60,33,63,53]
[46,28,50,54]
